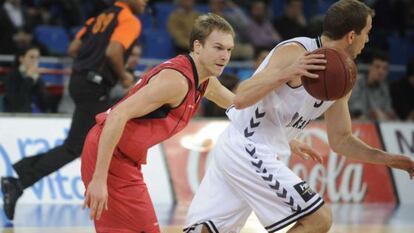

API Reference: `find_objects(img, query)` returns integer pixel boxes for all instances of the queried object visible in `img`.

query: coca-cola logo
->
[291,128,367,202]
[290,125,396,203]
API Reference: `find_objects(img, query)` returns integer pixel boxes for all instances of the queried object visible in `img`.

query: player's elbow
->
[328,133,349,154]
[328,136,340,153]
[106,108,128,125]
[329,142,341,154]
[233,95,249,109]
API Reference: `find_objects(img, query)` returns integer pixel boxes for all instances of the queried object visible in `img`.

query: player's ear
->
[346,31,356,45]
[193,40,202,55]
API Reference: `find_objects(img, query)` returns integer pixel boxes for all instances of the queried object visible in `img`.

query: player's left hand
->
[386,155,414,179]
[289,139,323,163]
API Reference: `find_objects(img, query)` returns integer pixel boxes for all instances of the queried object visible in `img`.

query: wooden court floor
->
[1,203,413,233]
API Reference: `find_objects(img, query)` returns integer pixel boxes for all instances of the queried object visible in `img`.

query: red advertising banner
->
[289,122,396,203]
[162,120,397,204]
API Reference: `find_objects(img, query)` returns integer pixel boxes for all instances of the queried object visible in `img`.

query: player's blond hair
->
[323,0,375,40]
[189,13,235,51]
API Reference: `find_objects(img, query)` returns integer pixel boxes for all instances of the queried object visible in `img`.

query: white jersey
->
[226,37,334,158]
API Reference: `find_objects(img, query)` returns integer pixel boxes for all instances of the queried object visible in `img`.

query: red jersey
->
[95,54,208,164]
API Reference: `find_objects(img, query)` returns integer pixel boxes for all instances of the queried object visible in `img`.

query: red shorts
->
[81,125,160,233]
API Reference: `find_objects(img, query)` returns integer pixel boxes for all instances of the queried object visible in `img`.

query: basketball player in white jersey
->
[185,1,414,233]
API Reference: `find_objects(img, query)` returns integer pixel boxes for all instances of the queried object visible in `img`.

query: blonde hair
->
[189,13,235,51]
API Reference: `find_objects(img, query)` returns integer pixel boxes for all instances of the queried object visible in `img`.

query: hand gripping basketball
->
[301,48,357,101]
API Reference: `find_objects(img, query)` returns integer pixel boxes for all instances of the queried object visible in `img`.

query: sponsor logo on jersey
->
[294,181,316,202]
[286,112,311,130]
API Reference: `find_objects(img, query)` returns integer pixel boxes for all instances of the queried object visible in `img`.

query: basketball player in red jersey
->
[80,14,236,233]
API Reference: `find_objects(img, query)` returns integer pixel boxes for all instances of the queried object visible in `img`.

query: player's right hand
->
[83,177,108,220]
[283,53,326,82]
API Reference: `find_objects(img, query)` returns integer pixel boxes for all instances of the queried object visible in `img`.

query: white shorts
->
[184,125,324,233]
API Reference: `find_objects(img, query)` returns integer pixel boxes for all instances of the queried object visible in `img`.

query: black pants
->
[13,72,111,189]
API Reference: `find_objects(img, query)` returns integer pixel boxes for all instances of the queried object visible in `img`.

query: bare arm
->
[106,41,134,88]
[204,76,235,109]
[234,43,326,109]
[325,93,414,177]
[85,69,189,220]
[325,93,387,163]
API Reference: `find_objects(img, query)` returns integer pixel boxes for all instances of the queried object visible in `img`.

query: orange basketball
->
[301,48,357,101]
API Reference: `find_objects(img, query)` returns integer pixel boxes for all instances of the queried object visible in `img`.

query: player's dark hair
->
[322,0,374,40]
[189,13,235,52]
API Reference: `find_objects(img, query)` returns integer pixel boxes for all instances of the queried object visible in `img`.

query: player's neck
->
[320,35,347,51]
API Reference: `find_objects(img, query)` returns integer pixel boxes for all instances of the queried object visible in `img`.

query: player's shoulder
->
[157,69,188,82]
[163,55,194,73]
[152,69,190,95]
[276,36,318,52]
[156,58,191,84]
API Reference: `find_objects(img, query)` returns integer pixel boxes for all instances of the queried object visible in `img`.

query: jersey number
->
[92,13,114,34]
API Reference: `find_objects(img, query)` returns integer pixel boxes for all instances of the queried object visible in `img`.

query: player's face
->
[350,15,372,58]
[130,0,148,14]
[199,29,234,77]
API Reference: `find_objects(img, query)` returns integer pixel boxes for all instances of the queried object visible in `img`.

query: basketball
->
[301,48,357,101]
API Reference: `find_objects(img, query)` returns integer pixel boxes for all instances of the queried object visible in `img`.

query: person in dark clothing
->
[3,45,49,112]
[390,57,414,121]
[1,0,147,221]
[273,0,307,40]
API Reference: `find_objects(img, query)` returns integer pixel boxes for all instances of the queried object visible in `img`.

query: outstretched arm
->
[233,43,326,109]
[204,76,235,109]
[325,93,414,178]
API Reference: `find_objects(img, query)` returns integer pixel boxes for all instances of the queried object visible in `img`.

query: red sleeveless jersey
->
[95,54,208,164]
